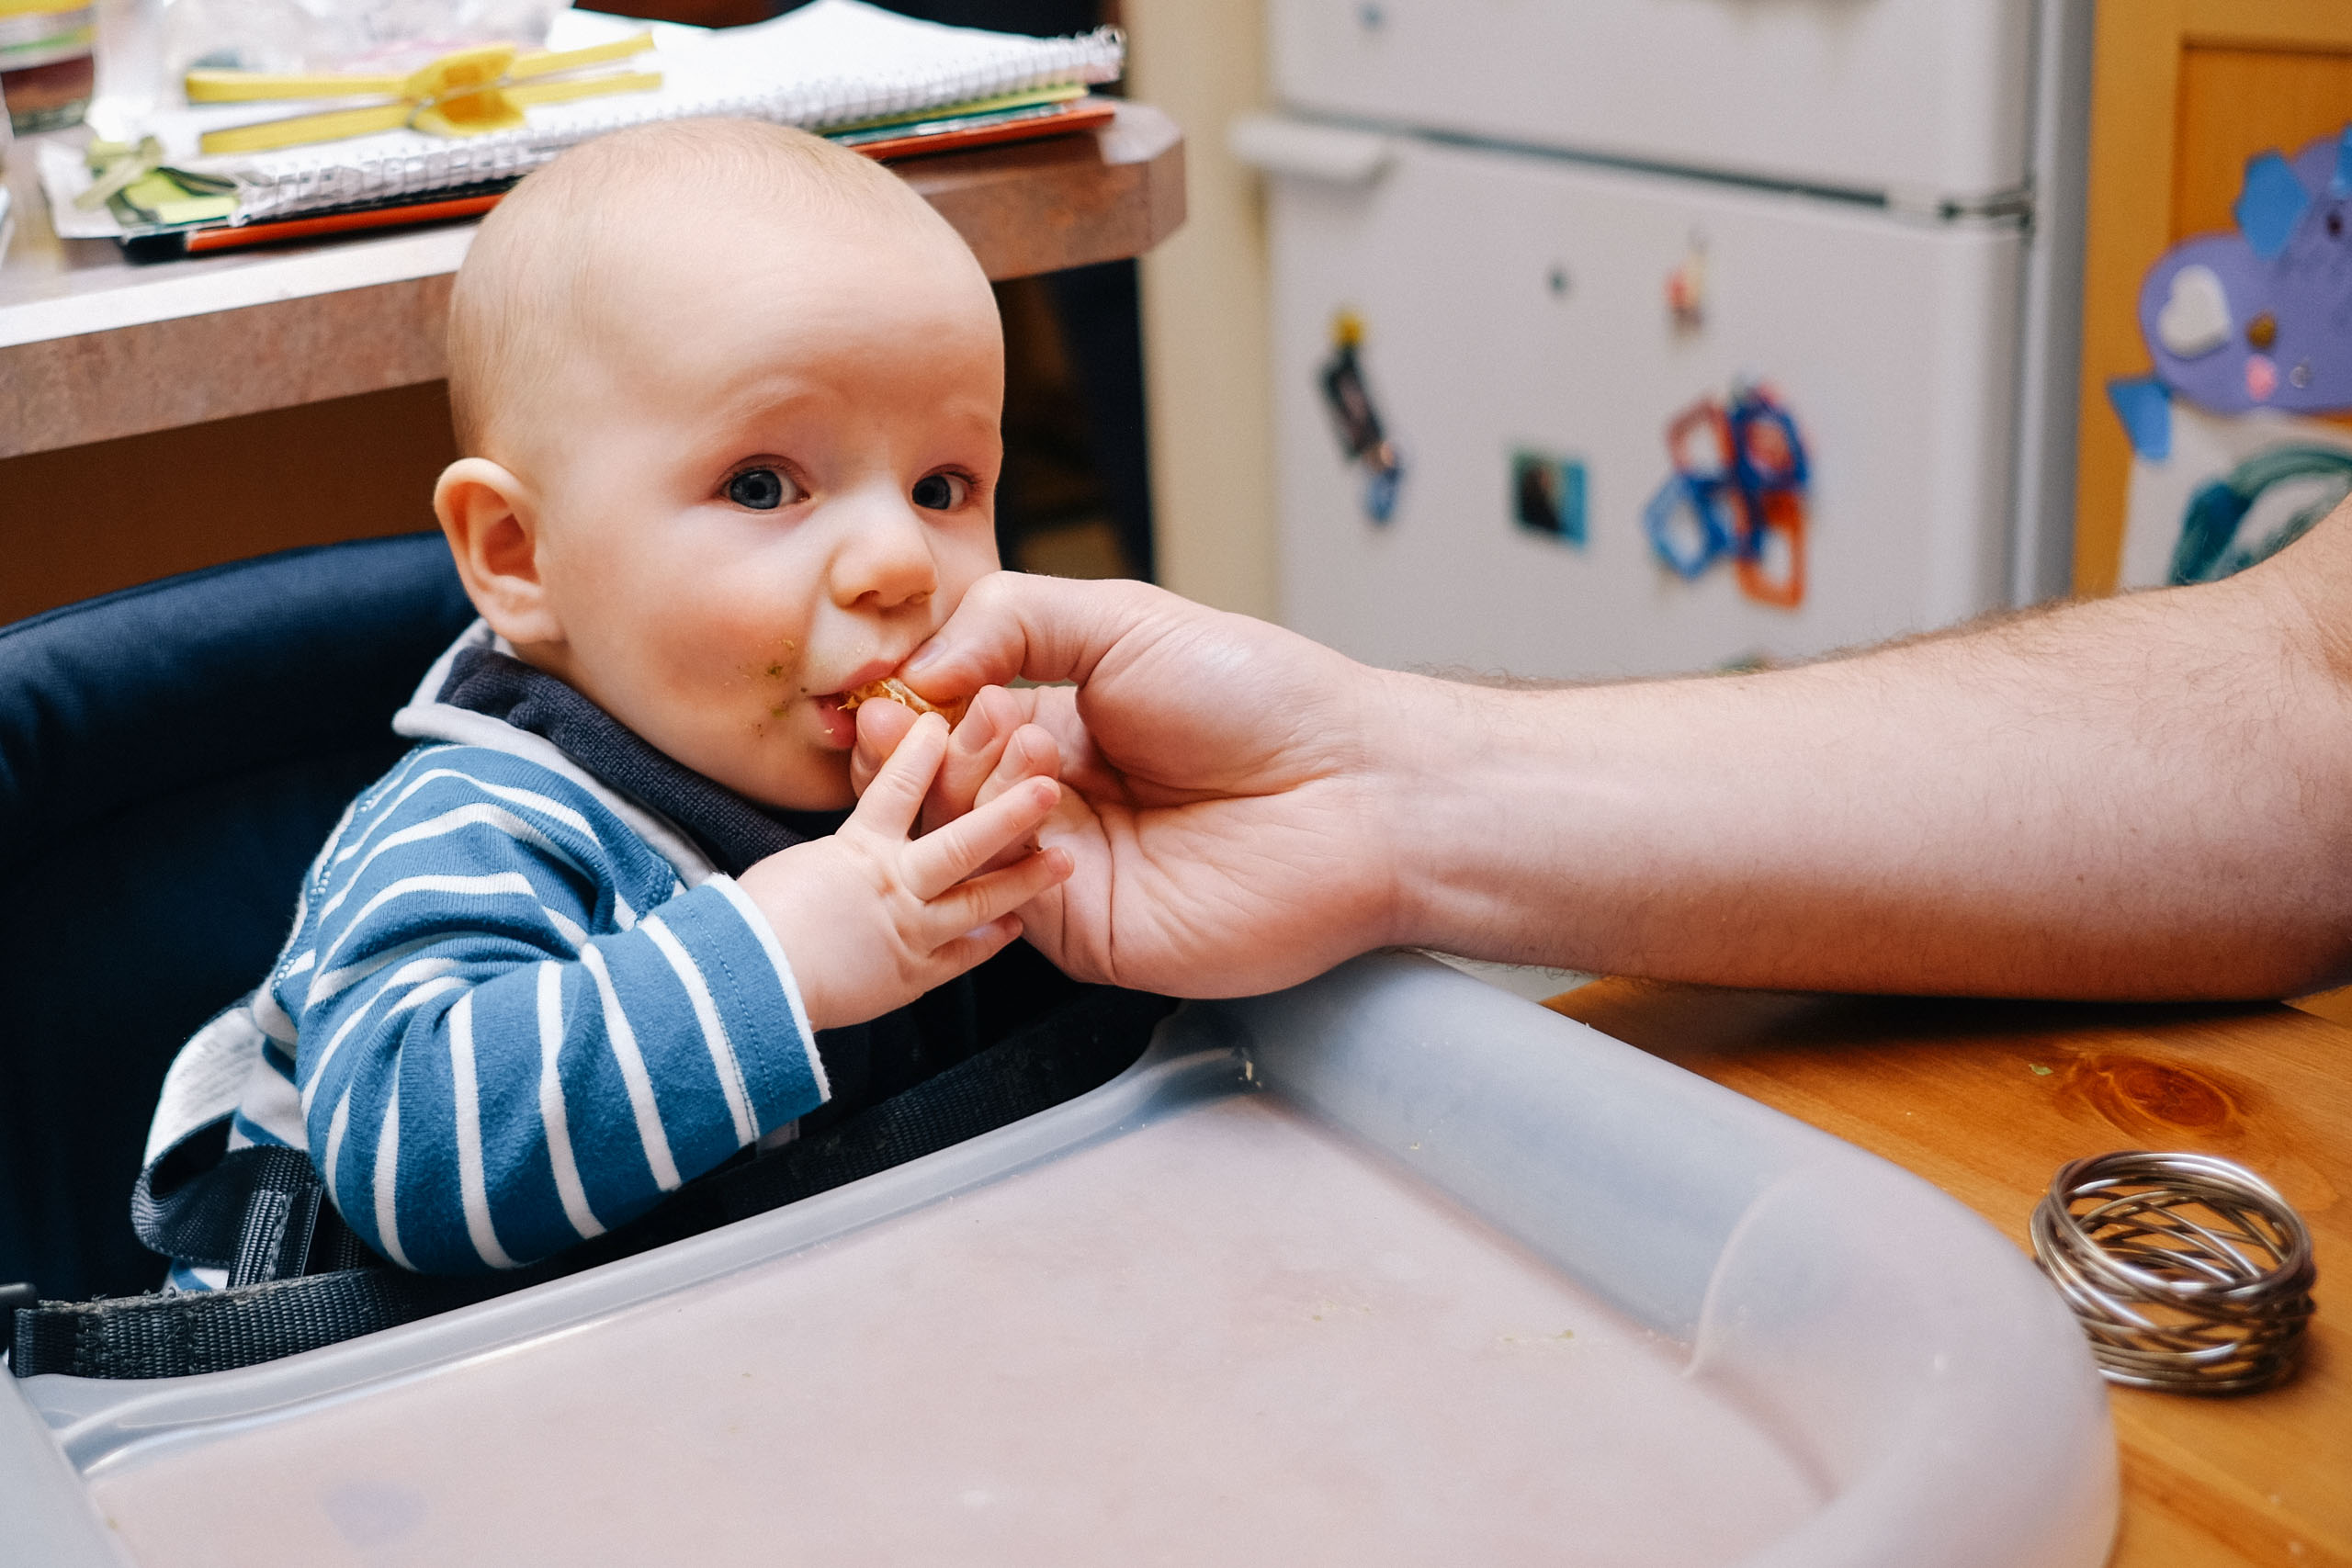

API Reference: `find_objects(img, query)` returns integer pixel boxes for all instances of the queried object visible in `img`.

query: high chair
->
[0,534,476,1302]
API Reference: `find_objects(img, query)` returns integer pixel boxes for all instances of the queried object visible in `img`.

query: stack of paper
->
[42,0,1122,243]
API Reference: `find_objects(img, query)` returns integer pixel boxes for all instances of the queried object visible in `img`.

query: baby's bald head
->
[447,118,978,467]
[431,115,1006,811]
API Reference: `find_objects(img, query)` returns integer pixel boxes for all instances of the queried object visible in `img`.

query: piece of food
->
[840,677,969,727]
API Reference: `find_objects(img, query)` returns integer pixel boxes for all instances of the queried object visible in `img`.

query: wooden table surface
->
[1544,980,2348,1568]
[0,100,1183,459]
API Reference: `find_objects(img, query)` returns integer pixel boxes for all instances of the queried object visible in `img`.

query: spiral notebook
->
[42,0,1123,237]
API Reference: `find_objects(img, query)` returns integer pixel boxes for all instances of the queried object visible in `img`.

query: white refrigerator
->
[1236,0,2090,680]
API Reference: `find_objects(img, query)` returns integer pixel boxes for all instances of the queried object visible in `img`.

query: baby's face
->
[517,209,1004,810]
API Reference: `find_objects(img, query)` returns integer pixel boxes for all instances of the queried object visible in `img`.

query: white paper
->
[40,0,1121,232]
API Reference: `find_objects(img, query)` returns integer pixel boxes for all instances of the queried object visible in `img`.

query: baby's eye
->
[911,472,971,512]
[727,468,798,511]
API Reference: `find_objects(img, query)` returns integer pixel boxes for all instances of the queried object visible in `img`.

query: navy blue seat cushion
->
[0,535,475,1300]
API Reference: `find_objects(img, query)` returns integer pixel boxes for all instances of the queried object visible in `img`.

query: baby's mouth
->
[808,690,859,749]
[838,677,967,723]
[820,658,906,705]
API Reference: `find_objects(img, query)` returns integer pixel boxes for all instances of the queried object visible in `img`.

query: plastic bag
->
[163,0,571,77]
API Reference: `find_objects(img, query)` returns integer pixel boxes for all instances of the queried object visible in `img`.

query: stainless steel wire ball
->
[2030,1150,2315,1395]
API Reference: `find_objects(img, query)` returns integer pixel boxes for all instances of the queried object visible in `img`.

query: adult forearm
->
[1385,545,2352,998]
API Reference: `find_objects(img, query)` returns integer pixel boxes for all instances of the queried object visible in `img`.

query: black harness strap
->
[12,987,1171,1380]
[130,1135,373,1288]
[12,1268,500,1382]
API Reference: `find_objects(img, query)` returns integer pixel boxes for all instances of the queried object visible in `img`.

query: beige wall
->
[1125,0,1278,618]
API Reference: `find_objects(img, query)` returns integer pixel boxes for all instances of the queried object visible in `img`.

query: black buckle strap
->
[132,1132,363,1287]
[0,1283,34,1365]
[11,1269,503,1381]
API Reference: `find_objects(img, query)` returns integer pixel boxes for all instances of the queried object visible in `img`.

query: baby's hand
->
[852,684,1064,845]
[738,713,1071,1032]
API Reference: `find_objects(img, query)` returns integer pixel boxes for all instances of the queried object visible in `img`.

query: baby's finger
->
[952,723,1067,874]
[848,711,949,840]
[922,913,1024,983]
[921,845,1072,939]
[974,721,1062,810]
[903,773,1058,898]
[850,699,922,798]
[920,687,1012,833]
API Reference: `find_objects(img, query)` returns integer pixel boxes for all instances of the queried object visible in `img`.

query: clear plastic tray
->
[4,953,2117,1566]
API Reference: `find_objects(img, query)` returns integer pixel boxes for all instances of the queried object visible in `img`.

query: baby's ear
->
[435,457,564,648]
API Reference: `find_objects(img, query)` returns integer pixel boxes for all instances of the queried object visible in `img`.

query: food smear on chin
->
[840,677,970,727]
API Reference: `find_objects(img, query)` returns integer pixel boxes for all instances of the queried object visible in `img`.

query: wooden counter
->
[0,101,1183,459]
[1545,979,2349,1567]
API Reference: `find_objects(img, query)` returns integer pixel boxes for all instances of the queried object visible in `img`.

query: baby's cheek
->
[914,521,998,621]
[752,653,806,717]
[775,749,856,812]
[694,607,810,701]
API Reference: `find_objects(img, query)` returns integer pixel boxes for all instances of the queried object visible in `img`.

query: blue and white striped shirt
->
[151,628,829,1285]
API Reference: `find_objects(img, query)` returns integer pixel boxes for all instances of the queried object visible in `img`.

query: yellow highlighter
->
[187,32,660,155]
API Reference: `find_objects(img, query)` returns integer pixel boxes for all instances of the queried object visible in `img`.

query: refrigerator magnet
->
[1666,235,1706,333]
[1319,309,1406,524]
[1644,384,1814,608]
[1510,448,1588,547]
[1644,472,1733,581]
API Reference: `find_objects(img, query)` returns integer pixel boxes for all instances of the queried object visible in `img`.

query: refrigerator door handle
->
[1228,113,1396,186]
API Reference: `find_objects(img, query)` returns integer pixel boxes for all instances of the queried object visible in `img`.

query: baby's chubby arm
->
[291,729,1063,1277]
[289,752,842,1275]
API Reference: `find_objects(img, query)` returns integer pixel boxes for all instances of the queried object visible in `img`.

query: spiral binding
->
[2030,1150,2315,1395]
[216,20,1125,222]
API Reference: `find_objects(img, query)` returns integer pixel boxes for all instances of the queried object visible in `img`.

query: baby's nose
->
[831,501,941,610]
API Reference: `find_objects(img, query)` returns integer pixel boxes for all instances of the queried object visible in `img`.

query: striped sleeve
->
[279,750,828,1275]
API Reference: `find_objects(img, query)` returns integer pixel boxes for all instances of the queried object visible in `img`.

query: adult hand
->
[853,574,1409,996]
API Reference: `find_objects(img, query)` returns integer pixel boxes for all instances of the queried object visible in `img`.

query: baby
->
[142,118,1073,1285]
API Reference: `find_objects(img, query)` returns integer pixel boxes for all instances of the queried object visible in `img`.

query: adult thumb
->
[906,571,1175,694]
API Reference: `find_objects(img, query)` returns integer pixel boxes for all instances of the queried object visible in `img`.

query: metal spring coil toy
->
[2030,1151,2315,1395]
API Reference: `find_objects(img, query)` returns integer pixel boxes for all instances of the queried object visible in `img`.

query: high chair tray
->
[6,953,2116,1567]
